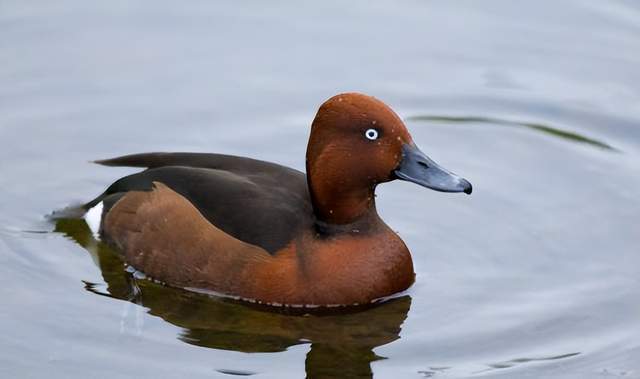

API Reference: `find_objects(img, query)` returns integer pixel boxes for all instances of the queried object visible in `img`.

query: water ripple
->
[407,115,617,151]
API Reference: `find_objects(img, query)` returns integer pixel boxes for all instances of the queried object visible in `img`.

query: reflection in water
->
[54,218,411,378]
[407,115,616,151]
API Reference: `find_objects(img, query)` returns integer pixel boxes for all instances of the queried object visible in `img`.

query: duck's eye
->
[365,128,379,140]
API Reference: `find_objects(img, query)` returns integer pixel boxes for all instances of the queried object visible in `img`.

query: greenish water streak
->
[407,115,617,151]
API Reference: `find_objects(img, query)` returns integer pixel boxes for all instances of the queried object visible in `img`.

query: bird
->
[82,92,472,307]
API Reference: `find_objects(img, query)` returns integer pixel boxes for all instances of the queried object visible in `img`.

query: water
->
[1,1,639,378]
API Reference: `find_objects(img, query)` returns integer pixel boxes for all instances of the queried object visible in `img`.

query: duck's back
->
[90,152,314,254]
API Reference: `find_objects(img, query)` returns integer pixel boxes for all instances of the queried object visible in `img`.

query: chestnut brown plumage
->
[87,93,471,306]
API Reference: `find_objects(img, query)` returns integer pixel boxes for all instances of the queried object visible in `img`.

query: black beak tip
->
[463,180,473,195]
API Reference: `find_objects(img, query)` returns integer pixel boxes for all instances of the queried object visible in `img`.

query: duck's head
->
[306,93,471,225]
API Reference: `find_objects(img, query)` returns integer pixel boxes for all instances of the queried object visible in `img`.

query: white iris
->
[365,128,379,140]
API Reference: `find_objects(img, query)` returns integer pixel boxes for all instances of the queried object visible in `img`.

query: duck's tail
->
[48,202,90,220]
[48,189,108,221]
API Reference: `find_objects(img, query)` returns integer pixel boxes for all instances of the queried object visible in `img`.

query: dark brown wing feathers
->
[91,153,314,254]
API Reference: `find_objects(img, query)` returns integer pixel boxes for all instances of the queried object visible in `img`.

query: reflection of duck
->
[54,218,412,378]
[78,93,471,306]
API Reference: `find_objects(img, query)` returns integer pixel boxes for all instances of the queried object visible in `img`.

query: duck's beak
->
[394,143,472,194]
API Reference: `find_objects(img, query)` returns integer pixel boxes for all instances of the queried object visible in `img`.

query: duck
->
[82,93,471,307]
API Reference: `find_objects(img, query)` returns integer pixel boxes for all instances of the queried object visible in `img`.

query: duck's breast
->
[245,227,415,305]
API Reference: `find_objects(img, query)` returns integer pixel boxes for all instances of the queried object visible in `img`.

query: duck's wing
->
[95,152,294,174]
[103,181,276,296]
[89,153,313,255]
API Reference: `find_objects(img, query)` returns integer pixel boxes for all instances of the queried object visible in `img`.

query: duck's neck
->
[307,175,378,226]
